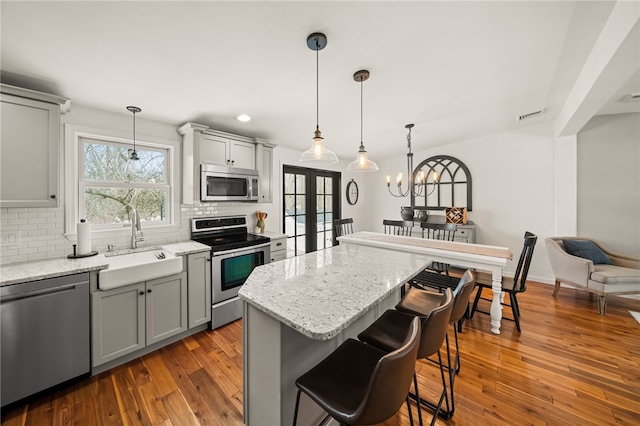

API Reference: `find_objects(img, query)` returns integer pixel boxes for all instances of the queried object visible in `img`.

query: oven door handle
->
[212,242,271,257]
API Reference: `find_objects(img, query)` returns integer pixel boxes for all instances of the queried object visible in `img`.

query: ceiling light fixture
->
[346,70,378,172]
[237,114,251,122]
[125,106,142,177]
[387,123,439,198]
[299,32,339,165]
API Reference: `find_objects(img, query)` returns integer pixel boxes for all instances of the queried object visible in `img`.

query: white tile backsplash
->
[0,201,268,265]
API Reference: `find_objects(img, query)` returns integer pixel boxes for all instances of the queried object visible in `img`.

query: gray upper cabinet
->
[178,122,274,204]
[0,85,70,208]
[201,134,256,169]
[256,139,274,203]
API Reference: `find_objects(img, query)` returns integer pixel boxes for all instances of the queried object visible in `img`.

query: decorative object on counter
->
[413,206,429,222]
[346,179,359,205]
[124,106,142,176]
[400,206,414,221]
[346,70,378,172]
[256,210,268,233]
[76,218,92,255]
[386,124,440,198]
[67,243,98,259]
[445,207,468,224]
[299,32,339,165]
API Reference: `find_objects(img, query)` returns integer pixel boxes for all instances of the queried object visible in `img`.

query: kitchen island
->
[238,243,432,426]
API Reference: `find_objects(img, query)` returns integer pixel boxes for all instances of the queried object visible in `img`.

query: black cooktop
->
[191,216,270,253]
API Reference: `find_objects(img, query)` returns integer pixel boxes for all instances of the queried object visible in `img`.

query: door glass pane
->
[296,195,306,215]
[285,195,295,216]
[325,177,333,194]
[296,236,306,256]
[296,175,305,194]
[316,176,324,194]
[284,174,295,194]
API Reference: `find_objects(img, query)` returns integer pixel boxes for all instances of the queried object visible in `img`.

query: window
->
[80,137,169,228]
[65,125,178,236]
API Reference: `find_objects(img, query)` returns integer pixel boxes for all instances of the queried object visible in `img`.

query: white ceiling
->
[1,1,638,160]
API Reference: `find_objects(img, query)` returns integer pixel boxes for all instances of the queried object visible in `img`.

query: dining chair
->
[469,231,537,332]
[383,220,414,237]
[334,218,354,237]
[421,222,458,274]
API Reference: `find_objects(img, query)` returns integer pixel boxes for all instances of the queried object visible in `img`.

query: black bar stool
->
[358,288,454,426]
[399,270,476,418]
[293,316,421,426]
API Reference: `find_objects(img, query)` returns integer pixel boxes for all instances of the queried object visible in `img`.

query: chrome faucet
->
[130,208,144,249]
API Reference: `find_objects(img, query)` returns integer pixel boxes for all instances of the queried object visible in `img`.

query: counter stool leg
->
[413,372,423,426]
[293,389,301,426]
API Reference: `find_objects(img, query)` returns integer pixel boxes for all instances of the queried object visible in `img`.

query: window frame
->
[64,124,180,238]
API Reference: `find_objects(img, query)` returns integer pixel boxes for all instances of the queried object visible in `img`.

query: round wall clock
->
[346,179,359,205]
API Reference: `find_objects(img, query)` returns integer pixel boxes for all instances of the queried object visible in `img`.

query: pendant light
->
[299,32,339,165]
[346,70,379,172]
[124,106,141,177]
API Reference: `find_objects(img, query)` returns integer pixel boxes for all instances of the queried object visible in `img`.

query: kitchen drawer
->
[271,250,287,263]
[270,237,286,253]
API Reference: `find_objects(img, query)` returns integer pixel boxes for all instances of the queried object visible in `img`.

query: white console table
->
[339,232,512,334]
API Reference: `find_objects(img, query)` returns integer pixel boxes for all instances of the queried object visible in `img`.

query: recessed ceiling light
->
[237,114,251,122]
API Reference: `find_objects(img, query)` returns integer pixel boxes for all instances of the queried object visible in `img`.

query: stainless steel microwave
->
[201,164,259,202]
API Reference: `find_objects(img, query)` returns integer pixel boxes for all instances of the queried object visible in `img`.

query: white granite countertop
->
[0,241,210,287]
[238,244,431,340]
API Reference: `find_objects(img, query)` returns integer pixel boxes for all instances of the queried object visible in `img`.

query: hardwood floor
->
[2,282,639,426]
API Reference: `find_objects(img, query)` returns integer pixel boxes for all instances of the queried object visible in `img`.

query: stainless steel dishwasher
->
[1,272,90,406]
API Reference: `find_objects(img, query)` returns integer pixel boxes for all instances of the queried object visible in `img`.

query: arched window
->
[411,155,472,211]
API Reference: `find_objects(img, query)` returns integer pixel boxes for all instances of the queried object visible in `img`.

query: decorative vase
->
[257,220,265,233]
[414,208,429,222]
[400,206,414,221]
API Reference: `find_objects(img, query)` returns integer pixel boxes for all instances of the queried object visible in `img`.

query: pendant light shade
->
[300,32,339,165]
[124,106,142,177]
[346,70,378,172]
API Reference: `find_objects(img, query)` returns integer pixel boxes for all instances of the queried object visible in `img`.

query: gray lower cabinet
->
[187,251,211,328]
[92,272,187,367]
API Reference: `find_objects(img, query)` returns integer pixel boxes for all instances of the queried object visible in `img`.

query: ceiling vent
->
[621,92,640,102]
[516,108,545,122]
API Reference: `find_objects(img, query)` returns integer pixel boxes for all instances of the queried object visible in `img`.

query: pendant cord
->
[360,78,363,145]
[316,37,319,128]
[132,110,136,153]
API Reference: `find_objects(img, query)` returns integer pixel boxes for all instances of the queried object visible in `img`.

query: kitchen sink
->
[98,249,183,290]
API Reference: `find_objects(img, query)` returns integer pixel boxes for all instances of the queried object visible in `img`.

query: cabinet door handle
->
[276,242,282,247]
[206,258,211,262]
[50,194,56,199]
[231,160,235,166]
[147,289,152,293]
[139,291,144,296]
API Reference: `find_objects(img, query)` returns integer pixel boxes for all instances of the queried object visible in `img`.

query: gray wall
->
[577,112,640,256]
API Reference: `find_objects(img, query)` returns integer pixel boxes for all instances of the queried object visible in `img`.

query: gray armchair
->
[545,237,640,314]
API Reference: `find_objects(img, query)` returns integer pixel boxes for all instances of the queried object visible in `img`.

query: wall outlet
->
[0,231,20,247]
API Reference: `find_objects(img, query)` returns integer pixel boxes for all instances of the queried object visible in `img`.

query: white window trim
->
[64,124,180,238]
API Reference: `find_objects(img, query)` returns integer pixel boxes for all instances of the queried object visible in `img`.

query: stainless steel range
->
[191,215,270,329]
